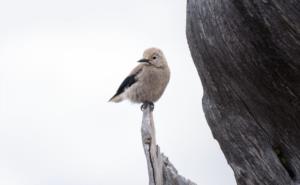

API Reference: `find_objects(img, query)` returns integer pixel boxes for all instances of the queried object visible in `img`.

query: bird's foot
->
[141,101,154,111]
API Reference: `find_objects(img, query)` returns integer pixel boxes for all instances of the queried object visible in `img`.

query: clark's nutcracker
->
[109,48,170,110]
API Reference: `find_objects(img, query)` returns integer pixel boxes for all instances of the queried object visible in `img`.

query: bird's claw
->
[148,102,154,111]
[141,102,154,111]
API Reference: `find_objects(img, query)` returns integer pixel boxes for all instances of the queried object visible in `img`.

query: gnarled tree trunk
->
[186,0,300,185]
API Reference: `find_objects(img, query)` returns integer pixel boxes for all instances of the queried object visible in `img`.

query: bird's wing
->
[109,66,143,101]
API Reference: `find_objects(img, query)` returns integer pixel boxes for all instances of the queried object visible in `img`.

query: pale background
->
[0,0,236,185]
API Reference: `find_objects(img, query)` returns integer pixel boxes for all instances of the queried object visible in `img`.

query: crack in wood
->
[273,146,295,180]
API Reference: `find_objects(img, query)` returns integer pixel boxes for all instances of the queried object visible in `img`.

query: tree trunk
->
[141,106,197,185]
[186,0,300,185]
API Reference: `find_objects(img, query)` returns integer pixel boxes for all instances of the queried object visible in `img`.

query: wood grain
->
[186,0,300,184]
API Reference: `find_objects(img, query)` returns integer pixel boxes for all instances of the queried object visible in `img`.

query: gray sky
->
[0,0,235,185]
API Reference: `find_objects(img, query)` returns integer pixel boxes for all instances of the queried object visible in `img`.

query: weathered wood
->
[141,106,197,185]
[186,0,300,185]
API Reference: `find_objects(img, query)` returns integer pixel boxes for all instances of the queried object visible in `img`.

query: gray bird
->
[109,47,170,110]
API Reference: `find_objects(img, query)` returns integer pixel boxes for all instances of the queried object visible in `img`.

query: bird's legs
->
[141,101,154,111]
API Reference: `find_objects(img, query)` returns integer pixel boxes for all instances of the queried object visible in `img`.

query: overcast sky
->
[0,0,236,185]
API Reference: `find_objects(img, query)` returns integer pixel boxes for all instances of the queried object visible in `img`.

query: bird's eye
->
[152,56,157,60]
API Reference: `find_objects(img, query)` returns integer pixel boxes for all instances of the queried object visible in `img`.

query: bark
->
[141,106,197,185]
[186,0,300,185]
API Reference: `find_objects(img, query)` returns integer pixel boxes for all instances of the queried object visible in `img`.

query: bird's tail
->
[108,94,123,103]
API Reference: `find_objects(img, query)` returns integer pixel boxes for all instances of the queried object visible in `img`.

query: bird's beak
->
[137,59,150,64]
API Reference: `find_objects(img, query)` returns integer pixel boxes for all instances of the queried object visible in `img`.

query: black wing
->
[110,74,137,100]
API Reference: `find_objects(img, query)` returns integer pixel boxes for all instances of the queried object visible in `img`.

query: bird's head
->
[137,47,168,68]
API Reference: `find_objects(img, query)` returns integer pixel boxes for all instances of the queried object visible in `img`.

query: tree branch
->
[141,106,197,185]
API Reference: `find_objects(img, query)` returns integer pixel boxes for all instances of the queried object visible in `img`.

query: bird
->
[109,47,170,110]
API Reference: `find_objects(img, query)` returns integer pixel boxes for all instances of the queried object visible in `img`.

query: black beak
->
[137,59,150,64]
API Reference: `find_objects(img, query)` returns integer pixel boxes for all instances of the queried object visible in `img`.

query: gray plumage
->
[109,48,170,104]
